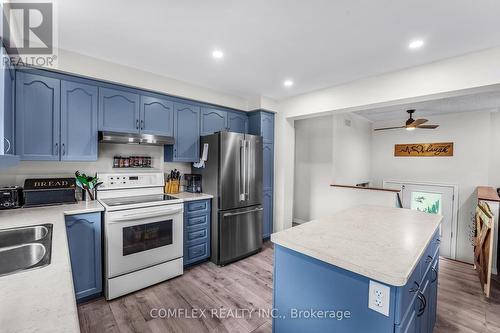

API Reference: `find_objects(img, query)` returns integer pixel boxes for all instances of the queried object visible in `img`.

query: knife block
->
[165,180,180,194]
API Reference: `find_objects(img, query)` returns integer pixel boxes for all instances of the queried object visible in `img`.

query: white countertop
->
[0,201,104,333]
[271,205,442,286]
[170,192,213,202]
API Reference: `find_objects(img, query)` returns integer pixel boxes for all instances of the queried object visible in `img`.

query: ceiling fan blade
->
[409,118,428,127]
[416,124,439,129]
[374,126,405,131]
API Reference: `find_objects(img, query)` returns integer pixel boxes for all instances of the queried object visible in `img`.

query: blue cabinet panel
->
[263,143,273,190]
[65,212,102,302]
[201,108,227,135]
[183,199,211,266]
[261,112,274,143]
[61,81,98,161]
[140,95,174,136]
[16,72,60,160]
[248,110,274,240]
[2,46,15,155]
[263,190,273,238]
[168,102,200,162]
[98,87,140,133]
[227,111,248,133]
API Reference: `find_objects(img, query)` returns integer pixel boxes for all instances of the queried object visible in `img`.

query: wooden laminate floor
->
[78,243,500,333]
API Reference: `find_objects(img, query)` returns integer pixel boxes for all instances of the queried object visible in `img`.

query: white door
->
[385,181,455,259]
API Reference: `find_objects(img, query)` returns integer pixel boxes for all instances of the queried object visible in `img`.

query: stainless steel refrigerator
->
[198,132,263,265]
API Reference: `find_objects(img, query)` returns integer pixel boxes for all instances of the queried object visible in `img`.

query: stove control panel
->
[97,173,164,190]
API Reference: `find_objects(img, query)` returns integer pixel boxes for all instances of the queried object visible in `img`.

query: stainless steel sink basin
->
[0,224,52,277]
[0,243,47,276]
[0,225,49,248]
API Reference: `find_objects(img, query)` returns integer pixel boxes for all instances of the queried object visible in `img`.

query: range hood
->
[98,131,175,146]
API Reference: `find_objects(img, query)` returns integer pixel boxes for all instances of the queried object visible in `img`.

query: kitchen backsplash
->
[0,144,193,186]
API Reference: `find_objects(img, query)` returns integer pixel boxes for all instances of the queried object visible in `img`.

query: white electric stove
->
[97,172,184,300]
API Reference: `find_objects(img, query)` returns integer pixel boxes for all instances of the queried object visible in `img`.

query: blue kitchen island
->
[271,205,441,333]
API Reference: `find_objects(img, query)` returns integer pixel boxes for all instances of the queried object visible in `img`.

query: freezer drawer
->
[218,205,263,265]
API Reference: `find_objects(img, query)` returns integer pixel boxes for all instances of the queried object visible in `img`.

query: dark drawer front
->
[185,200,210,215]
[186,227,208,243]
[185,243,208,264]
[185,214,209,229]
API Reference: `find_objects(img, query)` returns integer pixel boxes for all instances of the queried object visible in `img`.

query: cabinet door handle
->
[136,119,139,129]
[417,292,427,317]
[409,281,419,293]
[55,143,59,155]
[425,255,433,263]
[431,267,438,283]
[62,143,66,155]
[3,138,11,153]
[140,120,144,130]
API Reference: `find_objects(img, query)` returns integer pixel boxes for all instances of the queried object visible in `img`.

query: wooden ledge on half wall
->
[330,184,401,193]
[477,186,500,202]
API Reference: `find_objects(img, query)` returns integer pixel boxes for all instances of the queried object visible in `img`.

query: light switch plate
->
[368,280,390,316]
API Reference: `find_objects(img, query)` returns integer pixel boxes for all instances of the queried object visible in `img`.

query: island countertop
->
[271,205,442,286]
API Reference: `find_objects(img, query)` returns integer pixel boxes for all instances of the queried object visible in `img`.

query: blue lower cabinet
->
[65,212,102,302]
[183,199,211,266]
[273,238,440,333]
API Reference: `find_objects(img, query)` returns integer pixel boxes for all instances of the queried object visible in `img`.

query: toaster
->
[0,186,23,209]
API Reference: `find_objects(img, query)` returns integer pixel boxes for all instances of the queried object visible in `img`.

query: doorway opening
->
[384,180,458,259]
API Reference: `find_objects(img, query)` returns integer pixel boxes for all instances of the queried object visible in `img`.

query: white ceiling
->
[353,90,500,122]
[56,0,500,100]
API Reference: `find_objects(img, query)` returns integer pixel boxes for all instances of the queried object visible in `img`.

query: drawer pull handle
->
[431,267,438,283]
[417,292,427,317]
[409,281,419,293]
[425,255,433,263]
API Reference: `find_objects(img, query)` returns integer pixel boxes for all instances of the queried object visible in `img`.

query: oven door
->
[105,204,183,278]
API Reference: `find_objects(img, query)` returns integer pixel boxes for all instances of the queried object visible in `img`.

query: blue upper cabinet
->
[261,112,274,143]
[227,111,248,133]
[65,212,102,302]
[201,107,227,135]
[167,102,200,162]
[61,81,98,161]
[98,87,140,133]
[16,72,61,160]
[263,143,274,190]
[2,46,14,155]
[140,95,174,136]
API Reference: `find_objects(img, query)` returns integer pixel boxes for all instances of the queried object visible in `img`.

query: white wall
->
[0,143,191,190]
[274,46,500,235]
[371,111,498,263]
[47,49,250,111]
[294,113,384,223]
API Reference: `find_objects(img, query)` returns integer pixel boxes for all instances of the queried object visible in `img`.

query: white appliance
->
[97,172,184,300]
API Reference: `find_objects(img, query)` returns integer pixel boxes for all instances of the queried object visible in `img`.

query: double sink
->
[0,224,53,277]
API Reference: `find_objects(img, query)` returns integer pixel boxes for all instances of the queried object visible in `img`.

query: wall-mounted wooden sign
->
[394,142,454,157]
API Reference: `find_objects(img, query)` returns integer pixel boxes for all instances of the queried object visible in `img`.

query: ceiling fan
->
[374,109,439,131]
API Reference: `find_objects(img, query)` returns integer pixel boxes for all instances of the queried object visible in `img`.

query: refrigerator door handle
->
[239,139,246,201]
[223,207,264,217]
[245,140,250,200]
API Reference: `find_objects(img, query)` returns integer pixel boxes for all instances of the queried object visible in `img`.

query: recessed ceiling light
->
[212,49,224,59]
[408,39,424,50]
[283,79,294,87]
